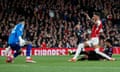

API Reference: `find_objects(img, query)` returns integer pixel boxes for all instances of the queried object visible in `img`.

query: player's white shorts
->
[86,37,99,47]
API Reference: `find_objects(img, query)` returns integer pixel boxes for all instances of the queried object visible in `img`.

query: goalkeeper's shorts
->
[9,43,21,52]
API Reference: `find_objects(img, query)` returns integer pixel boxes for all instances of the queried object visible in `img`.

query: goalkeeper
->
[5,17,36,63]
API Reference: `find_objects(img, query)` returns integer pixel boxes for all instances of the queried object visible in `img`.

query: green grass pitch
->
[0,55,120,72]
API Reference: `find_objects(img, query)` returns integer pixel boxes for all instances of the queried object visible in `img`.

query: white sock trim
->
[26,56,31,59]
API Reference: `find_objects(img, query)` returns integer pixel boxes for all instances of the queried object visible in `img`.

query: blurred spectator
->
[41,40,47,48]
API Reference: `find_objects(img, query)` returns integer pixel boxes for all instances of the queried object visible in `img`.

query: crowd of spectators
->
[0,0,119,48]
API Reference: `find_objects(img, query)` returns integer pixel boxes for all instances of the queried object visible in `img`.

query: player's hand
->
[83,12,88,16]
[83,12,90,20]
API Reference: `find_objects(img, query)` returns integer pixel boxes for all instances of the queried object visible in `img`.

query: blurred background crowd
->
[0,0,119,48]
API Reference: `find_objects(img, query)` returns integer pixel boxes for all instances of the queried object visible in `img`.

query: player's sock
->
[25,44,36,63]
[5,46,11,56]
[14,53,19,58]
[95,48,112,60]
[73,43,84,59]
[14,50,22,58]
[26,44,32,57]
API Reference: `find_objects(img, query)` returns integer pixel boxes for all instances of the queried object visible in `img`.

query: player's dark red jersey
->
[91,20,102,38]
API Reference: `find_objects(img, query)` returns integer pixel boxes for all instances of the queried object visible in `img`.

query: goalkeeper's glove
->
[19,36,26,46]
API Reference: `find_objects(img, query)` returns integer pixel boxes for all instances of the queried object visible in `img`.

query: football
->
[6,56,13,63]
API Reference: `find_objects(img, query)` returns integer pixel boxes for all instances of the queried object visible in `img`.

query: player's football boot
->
[68,58,77,62]
[109,58,116,61]
[26,58,36,63]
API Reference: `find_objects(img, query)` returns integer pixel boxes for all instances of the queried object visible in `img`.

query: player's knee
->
[94,48,100,54]
[84,42,89,47]
[93,45,100,48]
[27,44,32,48]
[78,43,84,48]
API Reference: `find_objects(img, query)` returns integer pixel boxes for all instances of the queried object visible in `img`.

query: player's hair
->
[94,12,101,16]
[19,17,25,22]
[106,39,113,45]
[94,12,101,19]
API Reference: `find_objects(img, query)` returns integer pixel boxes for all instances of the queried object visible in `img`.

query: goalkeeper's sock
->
[14,51,21,58]
[73,43,84,59]
[5,46,11,56]
[26,44,32,57]
[14,53,18,58]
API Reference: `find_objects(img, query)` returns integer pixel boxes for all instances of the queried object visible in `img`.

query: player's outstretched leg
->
[68,43,84,62]
[94,48,115,61]
[26,44,36,63]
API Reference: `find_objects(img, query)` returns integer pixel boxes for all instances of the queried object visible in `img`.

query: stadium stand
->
[0,0,119,48]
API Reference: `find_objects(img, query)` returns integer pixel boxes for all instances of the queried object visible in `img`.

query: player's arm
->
[16,24,26,46]
[84,13,98,24]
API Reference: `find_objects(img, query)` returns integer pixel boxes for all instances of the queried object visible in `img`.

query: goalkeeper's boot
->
[26,58,36,63]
